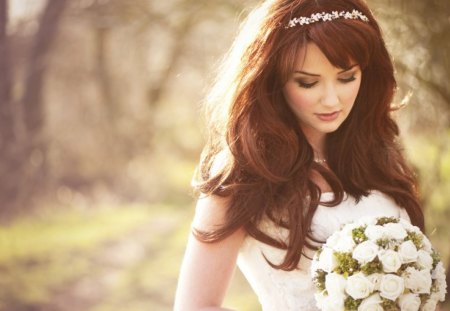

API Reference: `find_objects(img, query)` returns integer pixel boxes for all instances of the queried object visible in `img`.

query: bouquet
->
[311,216,447,311]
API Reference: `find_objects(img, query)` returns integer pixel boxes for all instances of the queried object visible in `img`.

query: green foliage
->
[376,217,399,226]
[361,257,383,275]
[399,262,419,273]
[316,245,323,258]
[352,226,368,244]
[334,253,360,276]
[344,296,362,311]
[381,298,400,311]
[420,293,430,304]
[405,231,423,250]
[313,269,327,291]
[431,250,441,269]
[376,238,392,249]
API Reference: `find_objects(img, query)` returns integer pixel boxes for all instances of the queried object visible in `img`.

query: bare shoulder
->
[193,148,235,231]
[192,194,232,231]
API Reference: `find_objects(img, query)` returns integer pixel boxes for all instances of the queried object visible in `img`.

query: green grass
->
[90,215,190,311]
[0,204,155,310]
[0,205,153,264]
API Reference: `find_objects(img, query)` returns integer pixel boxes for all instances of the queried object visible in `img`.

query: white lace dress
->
[237,190,411,311]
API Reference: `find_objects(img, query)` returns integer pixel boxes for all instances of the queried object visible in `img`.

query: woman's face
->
[283,42,362,141]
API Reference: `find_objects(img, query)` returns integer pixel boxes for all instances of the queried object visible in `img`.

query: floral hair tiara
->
[286,9,369,28]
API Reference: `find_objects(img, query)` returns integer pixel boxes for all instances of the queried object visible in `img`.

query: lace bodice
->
[237,190,411,311]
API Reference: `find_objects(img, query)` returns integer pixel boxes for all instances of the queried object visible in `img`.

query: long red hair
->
[193,0,424,270]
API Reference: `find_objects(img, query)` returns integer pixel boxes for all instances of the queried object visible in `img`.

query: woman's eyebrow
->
[294,64,359,77]
[293,70,320,77]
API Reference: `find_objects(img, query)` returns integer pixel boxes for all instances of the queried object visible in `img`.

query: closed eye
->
[338,75,357,83]
[297,74,356,89]
[297,80,318,89]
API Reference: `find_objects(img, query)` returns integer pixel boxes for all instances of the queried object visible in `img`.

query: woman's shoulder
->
[193,194,231,232]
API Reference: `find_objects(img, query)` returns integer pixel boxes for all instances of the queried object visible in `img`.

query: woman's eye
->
[339,75,357,83]
[297,81,318,89]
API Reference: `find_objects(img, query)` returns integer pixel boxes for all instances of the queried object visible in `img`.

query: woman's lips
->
[315,111,340,121]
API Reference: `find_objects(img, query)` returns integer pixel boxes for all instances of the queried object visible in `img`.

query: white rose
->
[414,269,432,294]
[379,249,402,273]
[398,240,418,264]
[365,225,385,241]
[420,298,438,311]
[334,232,356,253]
[432,278,447,301]
[384,222,408,240]
[421,236,432,252]
[325,272,347,296]
[404,267,432,294]
[319,293,345,311]
[379,274,405,301]
[398,218,413,229]
[398,293,421,311]
[417,250,433,271]
[311,254,321,274]
[362,217,378,226]
[358,293,383,311]
[345,272,374,299]
[326,232,341,248]
[342,223,361,236]
[314,292,326,310]
[408,225,422,234]
[318,247,338,273]
[366,273,383,291]
[431,262,445,281]
[352,240,379,264]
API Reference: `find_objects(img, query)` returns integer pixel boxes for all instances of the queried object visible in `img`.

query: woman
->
[175,0,425,310]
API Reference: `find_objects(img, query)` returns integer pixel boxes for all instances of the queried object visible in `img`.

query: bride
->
[174,0,425,310]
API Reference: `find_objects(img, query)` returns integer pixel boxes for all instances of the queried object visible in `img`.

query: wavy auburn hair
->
[193,0,424,270]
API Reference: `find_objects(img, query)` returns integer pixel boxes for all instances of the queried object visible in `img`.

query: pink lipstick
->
[316,111,340,121]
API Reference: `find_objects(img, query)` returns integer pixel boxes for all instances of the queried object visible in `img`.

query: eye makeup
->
[293,65,360,89]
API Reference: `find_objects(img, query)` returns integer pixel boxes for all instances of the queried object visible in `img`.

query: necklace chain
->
[314,158,327,164]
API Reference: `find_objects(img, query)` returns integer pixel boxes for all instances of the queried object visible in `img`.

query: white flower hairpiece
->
[286,9,369,28]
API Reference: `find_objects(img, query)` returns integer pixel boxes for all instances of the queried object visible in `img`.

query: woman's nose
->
[320,84,340,107]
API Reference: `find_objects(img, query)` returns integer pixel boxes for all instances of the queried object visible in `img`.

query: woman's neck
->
[301,126,327,159]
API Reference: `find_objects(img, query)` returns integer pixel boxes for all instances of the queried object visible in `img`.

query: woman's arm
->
[174,195,246,311]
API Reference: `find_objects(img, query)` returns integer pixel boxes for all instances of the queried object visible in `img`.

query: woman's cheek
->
[347,80,362,104]
[286,90,317,111]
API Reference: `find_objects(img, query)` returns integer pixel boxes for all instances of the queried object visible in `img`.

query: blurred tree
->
[0,0,68,220]
[0,0,16,217]
[43,0,252,205]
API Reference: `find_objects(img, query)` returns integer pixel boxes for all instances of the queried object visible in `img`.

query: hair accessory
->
[286,9,369,28]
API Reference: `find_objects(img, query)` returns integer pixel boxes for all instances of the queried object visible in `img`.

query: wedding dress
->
[237,190,411,311]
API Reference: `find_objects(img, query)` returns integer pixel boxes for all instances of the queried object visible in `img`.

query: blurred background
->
[0,0,448,310]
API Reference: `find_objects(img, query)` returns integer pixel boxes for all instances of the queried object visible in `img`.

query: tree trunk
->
[0,0,68,220]
[22,0,67,134]
[95,25,120,122]
[18,0,69,214]
[0,0,23,218]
